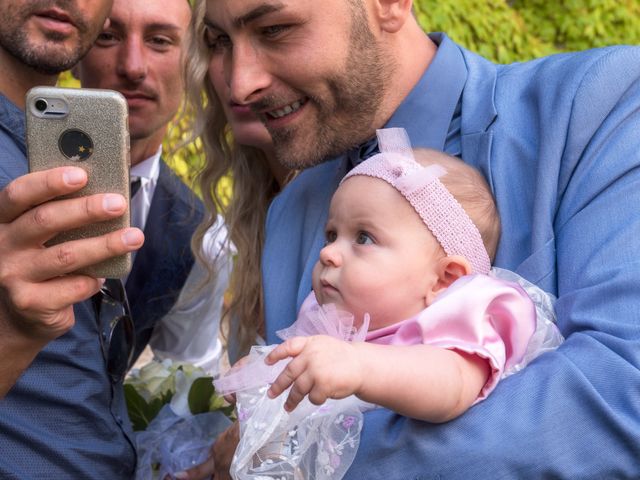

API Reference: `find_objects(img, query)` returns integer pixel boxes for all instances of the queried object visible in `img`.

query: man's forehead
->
[206,0,293,29]
[109,0,192,30]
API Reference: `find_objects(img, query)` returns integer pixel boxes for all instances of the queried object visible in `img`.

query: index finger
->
[265,336,308,365]
[0,167,87,223]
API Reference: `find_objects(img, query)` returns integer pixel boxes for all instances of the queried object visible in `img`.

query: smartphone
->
[26,86,132,278]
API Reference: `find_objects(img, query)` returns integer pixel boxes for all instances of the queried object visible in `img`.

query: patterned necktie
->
[130,177,141,198]
[348,135,380,168]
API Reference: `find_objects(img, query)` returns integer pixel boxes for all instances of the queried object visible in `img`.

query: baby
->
[216,128,561,479]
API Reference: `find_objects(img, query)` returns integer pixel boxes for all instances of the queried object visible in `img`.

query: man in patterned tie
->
[75,0,232,374]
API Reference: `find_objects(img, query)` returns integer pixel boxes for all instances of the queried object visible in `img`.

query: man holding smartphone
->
[0,0,147,478]
[74,0,231,374]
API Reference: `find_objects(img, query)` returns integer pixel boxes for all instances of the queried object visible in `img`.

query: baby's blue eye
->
[356,232,374,245]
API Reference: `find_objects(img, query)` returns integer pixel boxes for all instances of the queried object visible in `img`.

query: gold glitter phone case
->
[26,86,132,278]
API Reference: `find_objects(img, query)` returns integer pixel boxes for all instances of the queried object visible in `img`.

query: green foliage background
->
[62,1,640,187]
[414,0,640,63]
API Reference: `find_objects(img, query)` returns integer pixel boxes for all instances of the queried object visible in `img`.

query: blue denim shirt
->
[0,93,136,479]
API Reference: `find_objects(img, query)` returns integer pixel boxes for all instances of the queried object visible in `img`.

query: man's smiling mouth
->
[266,99,306,119]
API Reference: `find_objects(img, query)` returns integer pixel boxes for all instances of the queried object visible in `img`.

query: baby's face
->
[312,176,443,330]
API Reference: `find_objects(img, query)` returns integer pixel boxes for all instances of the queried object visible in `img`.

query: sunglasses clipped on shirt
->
[93,278,136,384]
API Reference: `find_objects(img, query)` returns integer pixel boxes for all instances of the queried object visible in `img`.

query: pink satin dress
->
[297,273,540,401]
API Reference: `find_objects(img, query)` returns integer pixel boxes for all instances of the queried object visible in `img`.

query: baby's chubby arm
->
[265,336,490,422]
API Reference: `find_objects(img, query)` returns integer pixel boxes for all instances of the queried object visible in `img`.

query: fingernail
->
[63,168,86,185]
[121,228,143,247]
[174,472,189,480]
[103,194,125,212]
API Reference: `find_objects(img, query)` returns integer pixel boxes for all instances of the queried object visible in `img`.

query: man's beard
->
[266,8,390,170]
[0,0,93,75]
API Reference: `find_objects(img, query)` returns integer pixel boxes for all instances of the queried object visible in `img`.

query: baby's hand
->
[265,335,365,412]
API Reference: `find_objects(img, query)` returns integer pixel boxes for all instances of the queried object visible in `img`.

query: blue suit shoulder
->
[497,43,639,76]
[495,45,640,107]
[460,43,640,104]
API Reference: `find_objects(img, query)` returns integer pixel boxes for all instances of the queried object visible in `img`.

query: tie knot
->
[130,177,141,198]
[348,136,380,168]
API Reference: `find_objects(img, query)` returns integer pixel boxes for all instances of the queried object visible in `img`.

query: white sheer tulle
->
[490,267,564,376]
[214,303,371,480]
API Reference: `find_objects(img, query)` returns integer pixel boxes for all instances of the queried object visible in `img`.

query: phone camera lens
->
[35,99,47,112]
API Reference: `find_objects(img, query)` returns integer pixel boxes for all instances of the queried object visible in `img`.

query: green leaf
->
[124,384,173,431]
[188,376,216,415]
[124,384,152,431]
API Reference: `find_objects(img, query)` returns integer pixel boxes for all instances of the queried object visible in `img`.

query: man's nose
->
[224,40,272,105]
[117,37,147,82]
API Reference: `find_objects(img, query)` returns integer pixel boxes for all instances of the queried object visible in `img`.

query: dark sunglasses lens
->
[107,315,135,382]
[97,279,135,383]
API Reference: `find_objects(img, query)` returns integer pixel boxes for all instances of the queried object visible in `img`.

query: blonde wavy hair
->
[184,0,285,356]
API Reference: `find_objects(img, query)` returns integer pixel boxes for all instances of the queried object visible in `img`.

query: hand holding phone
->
[25,86,132,278]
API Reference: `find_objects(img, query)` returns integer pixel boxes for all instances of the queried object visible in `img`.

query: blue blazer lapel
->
[459,48,498,180]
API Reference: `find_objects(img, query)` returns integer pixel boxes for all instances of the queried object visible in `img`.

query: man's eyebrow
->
[204,2,286,30]
[108,18,182,34]
[234,3,285,28]
[145,23,183,34]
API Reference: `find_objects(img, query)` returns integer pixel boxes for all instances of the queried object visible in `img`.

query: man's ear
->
[425,255,472,305]
[372,0,413,33]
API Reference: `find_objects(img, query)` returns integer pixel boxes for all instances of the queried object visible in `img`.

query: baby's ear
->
[426,256,472,304]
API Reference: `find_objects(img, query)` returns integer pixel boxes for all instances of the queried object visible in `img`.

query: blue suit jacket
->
[125,159,203,362]
[262,40,640,477]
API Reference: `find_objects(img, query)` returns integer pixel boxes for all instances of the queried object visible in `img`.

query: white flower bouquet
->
[125,359,234,479]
